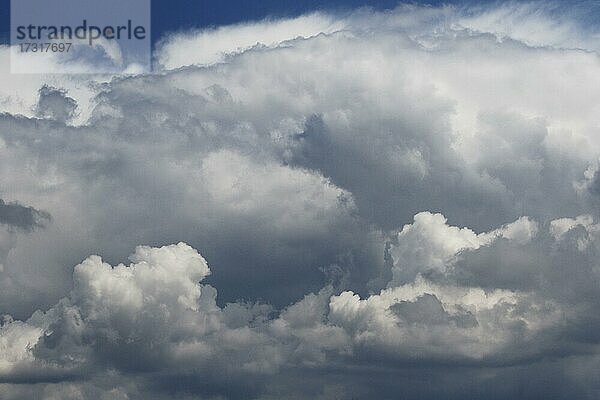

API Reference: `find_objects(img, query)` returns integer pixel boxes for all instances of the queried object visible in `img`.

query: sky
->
[2,1,600,399]
[1,0,403,43]
[0,0,499,44]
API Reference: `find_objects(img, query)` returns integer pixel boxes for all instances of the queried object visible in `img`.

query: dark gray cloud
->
[390,293,478,328]
[36,85,78,124]
[0,199,50,232]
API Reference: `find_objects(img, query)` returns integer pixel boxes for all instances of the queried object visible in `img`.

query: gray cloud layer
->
[1,2,600,399]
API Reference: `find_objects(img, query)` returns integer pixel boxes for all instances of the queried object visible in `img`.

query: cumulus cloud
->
[1,243,343,395]
[1,1,600,398]
[389,212,538,285]
[0,212,595,398]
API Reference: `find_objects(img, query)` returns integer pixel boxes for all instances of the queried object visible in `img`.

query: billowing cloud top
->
[1,2,600,399]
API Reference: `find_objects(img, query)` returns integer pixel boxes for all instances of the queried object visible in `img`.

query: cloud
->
[0,243,342,395]
[0,199,50,232]
[0,240,544,386]
[0,213,593,398]
[1,1,600,398]
[154,13,344,70]
[388,212,538,285]
[36,85,78,124]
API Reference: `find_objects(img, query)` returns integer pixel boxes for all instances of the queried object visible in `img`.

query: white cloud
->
[389,212,538,285]
[155,13,344,70]
[0,317,44,375]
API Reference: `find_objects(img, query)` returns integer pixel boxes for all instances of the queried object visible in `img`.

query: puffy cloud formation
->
[389,212,538,285]
[1,216,598,398]
[2,1,600,398]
